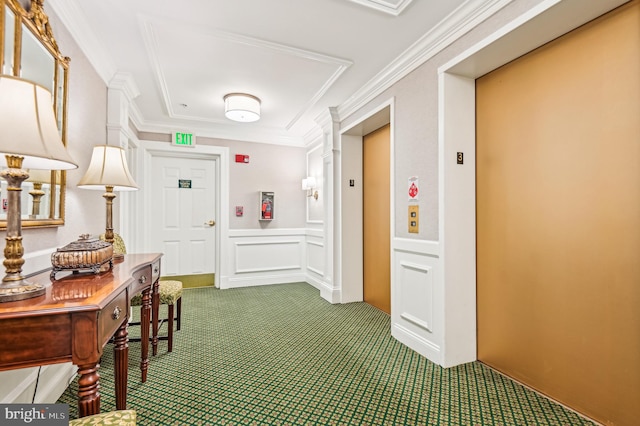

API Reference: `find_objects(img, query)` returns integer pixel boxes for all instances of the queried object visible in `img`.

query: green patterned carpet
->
[58,283,594,425]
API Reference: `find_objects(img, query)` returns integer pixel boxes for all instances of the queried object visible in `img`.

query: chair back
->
[99,233,127,255]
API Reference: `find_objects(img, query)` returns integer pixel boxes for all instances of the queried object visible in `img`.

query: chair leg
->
[167,303,174,353]
[176,297,182,331]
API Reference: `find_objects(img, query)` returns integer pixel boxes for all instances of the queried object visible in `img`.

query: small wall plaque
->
[178,179,192,188]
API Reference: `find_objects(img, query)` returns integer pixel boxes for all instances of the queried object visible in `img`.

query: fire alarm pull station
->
[235,154,249,163]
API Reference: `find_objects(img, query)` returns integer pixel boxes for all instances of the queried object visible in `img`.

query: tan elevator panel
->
[363,124,391,314]
[408,205,419,233]
[476,2,640,425]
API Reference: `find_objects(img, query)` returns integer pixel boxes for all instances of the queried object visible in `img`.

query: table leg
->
[140,287,151,382]
[113,319,129,409]
[151,279,160,356]
[77,363,100,417]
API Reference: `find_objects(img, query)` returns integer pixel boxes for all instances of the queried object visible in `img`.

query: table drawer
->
[129,264,152,296]
[151,259,161,283]
[99,290,128,347]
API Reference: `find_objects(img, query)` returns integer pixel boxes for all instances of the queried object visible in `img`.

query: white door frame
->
[339,98,395,304]
[437,0,628,366]
[136,141,230,288]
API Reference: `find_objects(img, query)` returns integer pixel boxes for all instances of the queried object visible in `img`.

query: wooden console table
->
[0,253,162,418]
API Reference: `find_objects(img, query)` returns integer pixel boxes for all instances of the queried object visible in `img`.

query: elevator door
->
[476,3,640,425]
[363,124,391,314]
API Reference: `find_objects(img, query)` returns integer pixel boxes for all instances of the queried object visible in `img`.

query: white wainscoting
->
[303,228,327,294]
[391,238,443,365]
[225,228,310,288]
[0,249,76,404]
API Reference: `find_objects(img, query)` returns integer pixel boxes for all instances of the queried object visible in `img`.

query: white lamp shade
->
[302,176,317,190]
[224,93,260,122]
[77,145,138,191]
[0,76,77,170]
[26,169,52,183]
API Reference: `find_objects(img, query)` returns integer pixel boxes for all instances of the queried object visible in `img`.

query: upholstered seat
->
[131,279,183,352]
[99,233,126,256]
[99,233,183,353]
[69,410,136,426]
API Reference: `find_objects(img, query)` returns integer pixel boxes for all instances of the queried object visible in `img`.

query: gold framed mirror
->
[0,0,69,228]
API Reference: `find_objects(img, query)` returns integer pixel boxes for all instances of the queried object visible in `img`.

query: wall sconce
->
[302,177,318,200]
[77,145,138,246]
[224,93,261,122]
[0,76,78,302]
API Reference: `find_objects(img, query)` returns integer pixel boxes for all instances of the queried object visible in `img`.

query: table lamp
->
[77,145,138,244]
[0,75,78,302]
[26,168,53,219]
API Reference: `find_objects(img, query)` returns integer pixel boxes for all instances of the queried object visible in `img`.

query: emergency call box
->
[259,191,274,221]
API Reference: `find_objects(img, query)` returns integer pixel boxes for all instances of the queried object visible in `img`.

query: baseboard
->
[392,323,442,366]
[225,273,307,289]
[161,274,215,288]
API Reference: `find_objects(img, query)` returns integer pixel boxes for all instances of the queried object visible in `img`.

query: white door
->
[149,155,216,276]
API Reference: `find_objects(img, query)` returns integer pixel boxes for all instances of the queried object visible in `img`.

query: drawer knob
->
[154,266,159,273]
[112,306,122,320]
[139,275,147,284]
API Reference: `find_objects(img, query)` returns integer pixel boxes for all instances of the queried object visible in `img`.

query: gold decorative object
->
[50,234,114,280]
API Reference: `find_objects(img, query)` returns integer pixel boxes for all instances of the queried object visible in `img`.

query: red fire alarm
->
[235,154,249,163]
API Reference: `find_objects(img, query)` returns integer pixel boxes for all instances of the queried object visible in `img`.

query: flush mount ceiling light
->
[224,93,261,122]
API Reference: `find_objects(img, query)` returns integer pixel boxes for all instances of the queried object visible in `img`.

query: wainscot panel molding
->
[0,248,76,404]
[391,238,443,365]
[225,228,307,289]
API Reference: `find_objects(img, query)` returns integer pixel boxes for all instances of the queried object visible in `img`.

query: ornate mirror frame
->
[0,0,69,228]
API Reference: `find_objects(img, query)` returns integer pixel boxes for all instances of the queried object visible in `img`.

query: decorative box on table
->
[50,234,114,279]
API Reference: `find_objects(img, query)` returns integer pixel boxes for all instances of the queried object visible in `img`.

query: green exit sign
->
[172,131,195,147]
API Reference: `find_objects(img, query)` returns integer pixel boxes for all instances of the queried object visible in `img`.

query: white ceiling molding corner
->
[347,0,415,16]
[337,0,513,120]
[108,72,141,102]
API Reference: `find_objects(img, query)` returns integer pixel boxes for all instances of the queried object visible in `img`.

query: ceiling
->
[49,0,474,146]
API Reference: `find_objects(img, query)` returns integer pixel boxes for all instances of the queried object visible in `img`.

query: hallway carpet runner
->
[58,283,594,425]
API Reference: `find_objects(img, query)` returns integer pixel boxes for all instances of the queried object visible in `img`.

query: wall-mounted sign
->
[178,179,192,189]
[408,176,419,201]
[172,131,195,147]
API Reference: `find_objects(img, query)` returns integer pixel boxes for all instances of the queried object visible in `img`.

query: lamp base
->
[0,279,46,303]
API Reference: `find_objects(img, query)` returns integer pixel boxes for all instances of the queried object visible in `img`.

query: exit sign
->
[172,131,195,147]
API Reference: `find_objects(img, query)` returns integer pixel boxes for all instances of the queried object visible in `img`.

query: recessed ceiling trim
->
[285,63,350,131]
[139,16,352,128]
[347,0,415,16]
[139,19,176,120]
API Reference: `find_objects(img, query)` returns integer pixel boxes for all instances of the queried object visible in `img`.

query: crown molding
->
[337,0,513,121]
[135,119,305,147]
[347,0,414,16]
[108,72,141,102]
[47,0,117,84]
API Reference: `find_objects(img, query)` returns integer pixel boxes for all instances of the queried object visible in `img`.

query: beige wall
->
[138,133,307,230]
[341,0,547,241]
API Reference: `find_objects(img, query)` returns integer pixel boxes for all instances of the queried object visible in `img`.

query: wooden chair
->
[100,233,183,353]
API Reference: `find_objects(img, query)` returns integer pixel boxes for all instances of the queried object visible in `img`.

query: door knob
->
[205,220,216,227]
